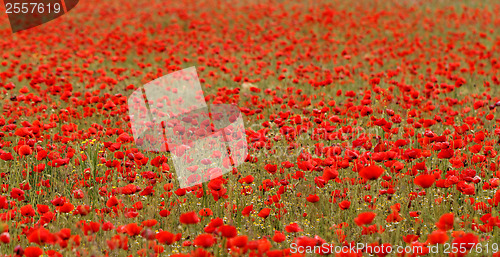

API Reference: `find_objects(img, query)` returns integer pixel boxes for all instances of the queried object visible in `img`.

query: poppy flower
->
[242,175,254,184]
[359,165,384,180]
[58,203,74,213]
[158,208,171,217]
[217,225,237,238]
[414,174,436,188]
[194,234,216,248]
[27,228,56,245]
[10,188,25,201]
[0,232,10,244]
[102,222,115,231]
[451,233,478,250]
[17,145,32,156]
[339,200,351,210]
[241,205,253,216]
[354,212,376,226]
[427,230,449,244]
[142,219,158,227]
[156,231,176,245]
[125,223,142,236]
[20,205,36,217]
[0,152,13,161]
[230,235,248,248]
[258,208,271,219]
[15,127,31,137]
[179,211,200,224]
[24,246,43,257]
[264,164,278,174]
[306,194,320,203]
[285,223,302,233]
[199,208,213,217]
[106,196,119,207]
[436,213,454,231]
[322,167,338,181]
[272,231,286,243]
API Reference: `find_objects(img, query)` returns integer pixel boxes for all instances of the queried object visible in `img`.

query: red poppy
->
[179,211,200,224]
[230,235,248,248]
[427,230,449,244]
[20,205,36,217]
[436,213,454,231]
[285,223,302,233]
[142,219,158,227]
[339,201,351,210]
[0,232,10,244]
[354,212,376,226]
[272,231,286,243]
[17,145,33,156]
[106,196,119,207]
[264,164,278,174]
[156,231,176,245]
[194,234,215,248]
[27,228,56,245]
[125,223,142,236]
[414,174,436,188]
[199,208,213,217]
[359,165,384,180]
[217,225,237,238]
[24,246,43,257]
[58,203,74,213]
[241,205,253,216]
[306,194,320,203]
[322,167,338,181]
[258,208,271,219]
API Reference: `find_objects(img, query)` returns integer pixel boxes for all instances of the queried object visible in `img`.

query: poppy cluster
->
[0,0,499,256]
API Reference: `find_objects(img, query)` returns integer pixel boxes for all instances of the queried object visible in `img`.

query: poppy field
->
[1,0,500,256]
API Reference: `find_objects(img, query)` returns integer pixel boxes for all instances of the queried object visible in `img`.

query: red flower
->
[285,223,302,233]
[199,208,213,217]
[179,211,200,224]
[272,231,286,243]
[258,208,271,219]
[241,205,253,216]
[339,201,351,210]
[194,234,215,248]
[58,203,74,213]
[242,175,254,184]
[451,233,478,250]
[24,246,43,257]
[0,232,10,244]
[142,219,158,227]
[359,165,384,180]
[27,228,56,245]
[0,152,13,161]
[10,188,25,201]
[230,235,248,248]
[217,225,237,238]
[354,212,376,226]
[414,174,436,188]
[322,167,338,181]
[264,164,278,174]
[106,196,119,207]
[427,230,449,244]
[436,213,454,231]
[15,127,31,137]
[17,145,33,156]
[20,205,36,217]
[125,223,142,236]
[156,231,176,245]
[306,194,320,203]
